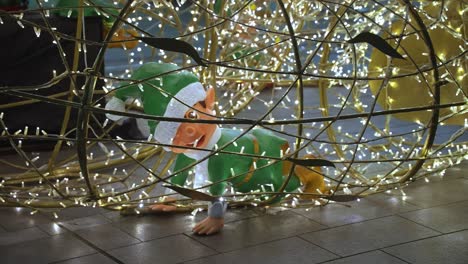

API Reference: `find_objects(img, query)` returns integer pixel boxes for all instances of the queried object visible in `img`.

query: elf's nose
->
[184,126,196,137]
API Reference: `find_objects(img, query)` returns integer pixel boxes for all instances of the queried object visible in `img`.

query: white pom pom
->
[105,97,127,122]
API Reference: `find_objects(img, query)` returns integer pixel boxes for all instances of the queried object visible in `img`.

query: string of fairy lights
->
[0,0,466,217]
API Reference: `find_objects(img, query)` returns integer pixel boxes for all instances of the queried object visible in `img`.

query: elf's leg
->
[283,154,328,196]
[265,164,301,204]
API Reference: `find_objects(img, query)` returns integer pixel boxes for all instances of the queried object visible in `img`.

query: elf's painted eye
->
[186,110,199,119]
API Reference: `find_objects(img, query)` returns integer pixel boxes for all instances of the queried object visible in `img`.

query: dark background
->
[0,14,105,152]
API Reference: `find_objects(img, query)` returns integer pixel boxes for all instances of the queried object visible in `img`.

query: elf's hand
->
[193,216,224,235]
[193,200,227,235]
[149,197,177,212]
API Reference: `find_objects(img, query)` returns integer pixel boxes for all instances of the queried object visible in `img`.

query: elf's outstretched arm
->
[192,161,228,235]
[171,153,197,186]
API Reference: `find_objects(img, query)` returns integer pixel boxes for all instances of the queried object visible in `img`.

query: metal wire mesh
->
[0,0,466,215]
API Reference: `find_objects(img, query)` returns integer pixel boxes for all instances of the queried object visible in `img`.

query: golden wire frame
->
[0,0,466,216]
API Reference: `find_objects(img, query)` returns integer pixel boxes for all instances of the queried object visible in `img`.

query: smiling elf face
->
[171,88,218,153]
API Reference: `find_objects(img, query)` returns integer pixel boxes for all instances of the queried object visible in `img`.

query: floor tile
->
[0,233,96,264]
[383,230,468,264]
[53,253,116,264]
[0,207,53,231]
[300,215,439,257]
[113,214,198,241]
[37,222,69,236]
[218,207,264,223]
[108,207,262,242]
[101,210,122,221]
[402,177,468,208]
[0,227,48,246]
[322,250,406,264]
[295,194,418,227]
[399,200,468,233]
[189,206,263,224]
[52,207,106,221]
[107,234,215,264]
[364,193,421,212]
[446,160,468,178]
[189,210,325,252]
[75,224,140,250]
[185,237,337,264]
[415,160,468,183]
[57,214,111,232]
[110,206,260,223]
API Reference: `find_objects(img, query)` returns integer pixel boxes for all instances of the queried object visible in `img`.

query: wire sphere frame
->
[0,0,466,215]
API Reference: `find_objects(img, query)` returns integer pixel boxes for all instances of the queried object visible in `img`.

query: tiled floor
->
[0,161,467,264]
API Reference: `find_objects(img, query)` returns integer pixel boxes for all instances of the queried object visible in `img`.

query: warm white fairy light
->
[0,0,464,215]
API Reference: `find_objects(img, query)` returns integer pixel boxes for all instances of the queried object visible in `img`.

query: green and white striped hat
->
[111,63,207,147]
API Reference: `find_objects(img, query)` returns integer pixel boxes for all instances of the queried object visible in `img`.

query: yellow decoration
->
[368,1,467,125]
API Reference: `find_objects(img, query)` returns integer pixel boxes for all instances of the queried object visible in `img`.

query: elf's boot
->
[284,154,328,198]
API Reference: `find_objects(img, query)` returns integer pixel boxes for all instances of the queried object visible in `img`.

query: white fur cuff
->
[105,97,127,122]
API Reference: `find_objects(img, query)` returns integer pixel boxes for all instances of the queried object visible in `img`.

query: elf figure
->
[55,0,138,49]
[106,63,327,235]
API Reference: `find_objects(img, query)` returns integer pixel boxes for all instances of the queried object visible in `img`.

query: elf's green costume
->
[55,0,138,49]
[55,0,117,27]
[106,63,325,219]
[171,128,301,197]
